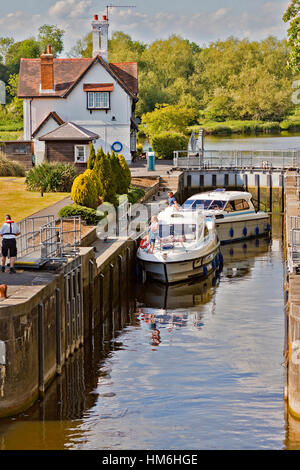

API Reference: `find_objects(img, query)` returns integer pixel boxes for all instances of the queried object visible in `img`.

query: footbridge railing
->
[173,149,300,170]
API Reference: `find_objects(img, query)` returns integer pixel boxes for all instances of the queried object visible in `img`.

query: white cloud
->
[49,0,92,19]
[0,1,289,53]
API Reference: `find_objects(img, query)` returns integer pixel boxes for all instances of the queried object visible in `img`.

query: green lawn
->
[0,177,69,222]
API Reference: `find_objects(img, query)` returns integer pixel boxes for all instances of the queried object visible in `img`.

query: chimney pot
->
[94,14,98,20]
[47,44,52,54]
[102,15,107,20]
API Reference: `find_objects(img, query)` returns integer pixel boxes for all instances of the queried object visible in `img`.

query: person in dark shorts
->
[0,215,21,274]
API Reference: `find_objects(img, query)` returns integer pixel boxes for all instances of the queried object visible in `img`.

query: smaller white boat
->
[182,189,270,244]
[136,206,221,284]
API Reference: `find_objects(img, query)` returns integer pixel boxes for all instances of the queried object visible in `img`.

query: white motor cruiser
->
[136,206,221,284]
[182,189,270,244]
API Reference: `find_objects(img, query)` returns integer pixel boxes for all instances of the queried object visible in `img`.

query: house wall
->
[0,141,33,170]
[33,117,61,165]
[28,62,134,162]
[45,140,90,172]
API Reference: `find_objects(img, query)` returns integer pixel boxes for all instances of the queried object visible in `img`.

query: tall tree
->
[6,38,41,75]
[38,24,65,57]
[283,0,300,71]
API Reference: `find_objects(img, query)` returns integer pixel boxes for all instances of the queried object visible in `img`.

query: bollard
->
[0,285,7,299]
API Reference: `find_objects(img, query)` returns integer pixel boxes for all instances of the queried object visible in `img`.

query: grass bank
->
[0,177,69,223]
[188,119,300,136]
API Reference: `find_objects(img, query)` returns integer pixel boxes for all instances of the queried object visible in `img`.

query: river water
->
[0,215,296,450]
[204,132,300,151]
[1,132,300,450]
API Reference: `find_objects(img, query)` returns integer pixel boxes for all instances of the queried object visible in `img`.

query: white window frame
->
[87,91,110,110]
[74,145,88,163]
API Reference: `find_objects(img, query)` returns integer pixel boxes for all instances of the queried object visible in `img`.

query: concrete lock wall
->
[0,239,137,418]
[182,169,285,213]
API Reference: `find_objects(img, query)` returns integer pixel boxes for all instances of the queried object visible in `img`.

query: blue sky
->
[0,0,290,53]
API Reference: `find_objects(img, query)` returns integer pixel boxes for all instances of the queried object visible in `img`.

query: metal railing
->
[16,215,55,259]
[173,149,300,170]
[40,217,81,262]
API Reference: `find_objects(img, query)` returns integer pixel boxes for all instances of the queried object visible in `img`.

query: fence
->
[40,217,81,262]
[290,216,300,273]
[17,215,55,260]
[173,149,300,170]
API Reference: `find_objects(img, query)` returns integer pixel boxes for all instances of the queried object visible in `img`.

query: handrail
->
[173,149,300,170]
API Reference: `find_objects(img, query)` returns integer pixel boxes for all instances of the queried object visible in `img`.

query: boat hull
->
[215,214,270,244]
[137,246,222,284]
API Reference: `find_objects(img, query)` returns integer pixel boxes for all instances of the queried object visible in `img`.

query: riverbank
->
[188,119,300,136]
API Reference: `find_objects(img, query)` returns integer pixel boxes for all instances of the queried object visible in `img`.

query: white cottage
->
[18,14,138,168]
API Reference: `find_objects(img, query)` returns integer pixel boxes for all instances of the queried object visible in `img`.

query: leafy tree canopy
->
[38,24,65,57]
[283,0,300,72]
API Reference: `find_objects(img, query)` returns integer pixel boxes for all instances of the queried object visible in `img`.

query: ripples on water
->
[0,216,297,450]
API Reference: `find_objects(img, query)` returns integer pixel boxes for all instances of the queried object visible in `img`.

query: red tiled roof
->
[32,111,64,137]
[18,56,138,100]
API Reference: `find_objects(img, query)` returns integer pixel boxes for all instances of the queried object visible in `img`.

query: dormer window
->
[83,83,113,110]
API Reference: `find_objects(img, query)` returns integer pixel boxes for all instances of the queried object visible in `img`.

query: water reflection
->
[0,216,296,450]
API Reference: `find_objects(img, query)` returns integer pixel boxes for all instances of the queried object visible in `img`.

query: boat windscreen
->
[183,199,226,210]
[159,224,197,239]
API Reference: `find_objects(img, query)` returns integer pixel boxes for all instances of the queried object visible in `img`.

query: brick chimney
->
[40,45,54,92]
[92,14,109,63]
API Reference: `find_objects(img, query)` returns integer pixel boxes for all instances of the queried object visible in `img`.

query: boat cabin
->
[183,190,255,215]
[157,208,207,243]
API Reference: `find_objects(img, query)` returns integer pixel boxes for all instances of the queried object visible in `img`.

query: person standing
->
[0,215,21,274]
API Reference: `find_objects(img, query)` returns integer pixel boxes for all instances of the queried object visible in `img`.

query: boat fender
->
[243,227,247,236]
[215,255,219,266]
[229,228,234,238]
[219,252,223,266]
[267,223,271,232]
[212,259,216,270]
[140,237,148,249]
[229,248,234,257]
[203,265,208,276]
[255,226,259,236]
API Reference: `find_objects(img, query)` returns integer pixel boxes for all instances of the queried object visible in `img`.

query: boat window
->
[159,224,197,240]
[233,199,250,211]
[182,200,194,208]
[209,200,226,210]
[183,200,226,210]
[224,202,234,213]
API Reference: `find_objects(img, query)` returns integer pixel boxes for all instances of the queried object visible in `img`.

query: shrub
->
[117,154,131,192]
[127,185,145,204]
[26,162,76,192]
[94,147,117,205]
[0,155,25,176]
[152,132,188,159]
[58,204,104,226]
[71,170,99,209]
[109,150,123,194]
[261,121,280,133]
[87,142,96,170]
[136,143,143,156]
